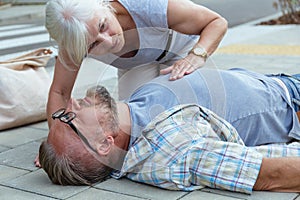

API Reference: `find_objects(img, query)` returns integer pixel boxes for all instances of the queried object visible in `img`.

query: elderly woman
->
[44,0,227,128]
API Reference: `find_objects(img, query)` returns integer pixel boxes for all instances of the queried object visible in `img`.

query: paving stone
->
[0,141,41,171]
[243,26,300,46]
[220,25,296,47]
[209,56,240,69]
[0,127,48,148]
[181,190,242,200]
[253,63,299,75]
[212,54,299,74]
[247,191,299,200]
[0,185,55,200]
[2,169,89,199]
[0,145,9,153]
[72,57,117,99]
[94,178,188,200]
[68,187,146,200]
[201,188,251,199]
[0,165,29,182]
[28,121,49,130]
[202,188,299,200]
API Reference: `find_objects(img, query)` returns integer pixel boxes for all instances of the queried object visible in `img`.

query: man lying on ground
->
[39,68,300,194]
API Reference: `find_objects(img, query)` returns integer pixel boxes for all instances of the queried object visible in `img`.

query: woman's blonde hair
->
[45,0,112,67]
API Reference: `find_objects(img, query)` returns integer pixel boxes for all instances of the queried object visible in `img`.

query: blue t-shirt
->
[126,68,300,146]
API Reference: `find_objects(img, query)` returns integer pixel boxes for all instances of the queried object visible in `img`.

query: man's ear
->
[96,136,114,156]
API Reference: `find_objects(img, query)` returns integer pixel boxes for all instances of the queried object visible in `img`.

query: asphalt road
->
[192,0,279,27]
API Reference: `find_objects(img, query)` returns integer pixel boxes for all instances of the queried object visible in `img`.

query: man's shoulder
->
[143,104,203,131]
[142,103,243,145]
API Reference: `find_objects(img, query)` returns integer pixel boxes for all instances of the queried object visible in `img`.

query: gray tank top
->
[90,0,198,69]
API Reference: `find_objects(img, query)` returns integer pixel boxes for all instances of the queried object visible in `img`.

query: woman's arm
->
[47,58,79,128]
[35,57,79,167]
[161,0,228,80]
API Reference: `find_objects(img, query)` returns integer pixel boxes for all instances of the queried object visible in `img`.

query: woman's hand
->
[160,53,206,80]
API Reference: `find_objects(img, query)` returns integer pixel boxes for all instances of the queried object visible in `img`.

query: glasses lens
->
[52,108,65,119]
[60,112,76,123]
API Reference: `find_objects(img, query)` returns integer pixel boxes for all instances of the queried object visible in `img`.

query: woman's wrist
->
[188,45,208,61]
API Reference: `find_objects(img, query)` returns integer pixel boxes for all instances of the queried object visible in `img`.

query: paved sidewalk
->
[1,4,300,200]
[0,4,45,25]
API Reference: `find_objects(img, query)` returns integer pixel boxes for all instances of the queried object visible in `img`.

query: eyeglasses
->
[52,108,98,154]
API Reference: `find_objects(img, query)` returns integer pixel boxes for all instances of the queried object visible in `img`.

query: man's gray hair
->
[39,140,111,185]
[87,85,119,134]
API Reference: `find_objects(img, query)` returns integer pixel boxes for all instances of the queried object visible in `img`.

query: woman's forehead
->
[89,8,109,26]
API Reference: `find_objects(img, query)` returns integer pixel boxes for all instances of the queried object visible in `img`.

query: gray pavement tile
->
[0,165,29,182]
[28,121,49,130]
[94,178,188,200]
[211,54,299,75]
[247,191,299,200]
[238,26,300,45]
[181,190,243,200]
[0,126,48,148]
[201,188,250,199]
[209,55,276,73]
[251,64,299,75]
[209,55,240,67]
[0,145,9,153]
[0,5,45,25]
[220,25,297,47]
[0,185,56,200]
[72,58,118,99]
[202,188,299,200]
[235,56,276,66]
[3,169,89,199]
[68,187,146,200]
[0,141,40,171]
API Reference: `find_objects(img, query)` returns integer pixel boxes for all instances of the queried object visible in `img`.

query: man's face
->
[48,94,105,156]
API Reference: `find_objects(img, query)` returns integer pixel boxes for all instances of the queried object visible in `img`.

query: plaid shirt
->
[115,104,300,194]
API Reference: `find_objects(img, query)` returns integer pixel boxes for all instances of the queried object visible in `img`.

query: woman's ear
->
[96,136,114,156]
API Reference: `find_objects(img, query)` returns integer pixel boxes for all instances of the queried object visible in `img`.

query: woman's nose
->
[98,34,113,47]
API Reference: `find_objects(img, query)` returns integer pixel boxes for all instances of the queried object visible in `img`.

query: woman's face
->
[86,8,125,56]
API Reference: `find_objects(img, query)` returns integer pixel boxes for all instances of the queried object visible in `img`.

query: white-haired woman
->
[44,0,227,130]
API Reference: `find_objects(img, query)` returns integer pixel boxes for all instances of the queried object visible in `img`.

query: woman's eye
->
[99,23,106,32]
[88,41,98,51]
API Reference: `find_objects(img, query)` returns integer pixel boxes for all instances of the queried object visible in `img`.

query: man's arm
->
[254,157,300,192]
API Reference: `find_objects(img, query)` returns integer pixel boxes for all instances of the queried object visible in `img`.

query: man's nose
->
[67,98,81,111]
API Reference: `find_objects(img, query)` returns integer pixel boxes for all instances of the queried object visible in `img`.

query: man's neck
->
[113,102,131,150]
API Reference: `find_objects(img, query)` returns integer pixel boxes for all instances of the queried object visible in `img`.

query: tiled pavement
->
[1,5,300,200]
